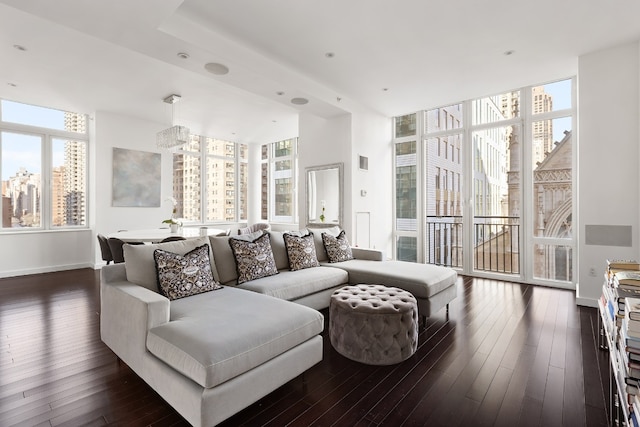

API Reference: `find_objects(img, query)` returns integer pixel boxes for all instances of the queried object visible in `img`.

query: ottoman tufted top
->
[331,284,416,314]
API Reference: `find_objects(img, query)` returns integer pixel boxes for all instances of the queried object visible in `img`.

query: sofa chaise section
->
[326,257,458,322]
[100,240,325,427]
[306,227,458,322]
[147,285,324,389]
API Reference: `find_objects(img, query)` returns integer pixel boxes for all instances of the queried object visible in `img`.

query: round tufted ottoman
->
[329,284,418,365]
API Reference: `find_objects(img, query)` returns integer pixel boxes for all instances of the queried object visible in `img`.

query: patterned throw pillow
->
[283,232,320,271]
[228,232,278,284]
[154,244,221,300]
[322,230,354,263]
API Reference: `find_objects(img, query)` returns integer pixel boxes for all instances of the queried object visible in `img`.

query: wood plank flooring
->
[0,269,609,426]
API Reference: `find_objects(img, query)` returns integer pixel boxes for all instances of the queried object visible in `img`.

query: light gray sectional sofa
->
[100,228,457,426]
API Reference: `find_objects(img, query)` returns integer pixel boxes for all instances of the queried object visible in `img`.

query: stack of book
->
[623,297,640,425]
[602,260,640,334]
[599,260,640,426]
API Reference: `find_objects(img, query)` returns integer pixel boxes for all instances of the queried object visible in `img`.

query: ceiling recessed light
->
[177,52,190,59]
[291,97,309,105]
[204,62,229,75]
[7,82,17,87]
[276,91,285,96]
[325,52,335,58]
[382,88,389,92]
[504,50,515,56]
[13,44,26,51]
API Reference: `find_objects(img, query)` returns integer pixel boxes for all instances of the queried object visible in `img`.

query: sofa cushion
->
[266,231,290,270]
[154,244,221,300]
[326,259,457,298]
[305,226,341,262]
[208,236,238,285]
[322,230,354,263]
[228,232,278,284]
[146,286,324,389]
[283,232,319,271]
[238,266,347,301]
[124,237,214,292]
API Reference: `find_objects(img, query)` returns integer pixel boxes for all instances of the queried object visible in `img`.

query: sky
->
[1,100,67,180]
[541,78,573,142]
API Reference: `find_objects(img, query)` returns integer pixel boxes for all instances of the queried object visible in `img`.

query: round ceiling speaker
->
[290,97,309,105]
[204,62,230,75]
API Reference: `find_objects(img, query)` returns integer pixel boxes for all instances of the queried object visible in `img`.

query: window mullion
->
[42,133,51,230]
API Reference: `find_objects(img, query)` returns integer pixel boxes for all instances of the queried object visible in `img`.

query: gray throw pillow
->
[283,232,320,271]
[228,232,278,284]
[154,244,221,300]
[322,230,354,263]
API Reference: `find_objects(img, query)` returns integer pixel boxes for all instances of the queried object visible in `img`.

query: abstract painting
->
[112,147,161,207]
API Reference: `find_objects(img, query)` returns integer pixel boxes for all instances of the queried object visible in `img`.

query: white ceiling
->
[1,0,639,144]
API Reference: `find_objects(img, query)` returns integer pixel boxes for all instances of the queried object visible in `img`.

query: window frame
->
[0,99,89,232]
[393,77,576,288]
[173,135,247,224]
[261,138,298,224]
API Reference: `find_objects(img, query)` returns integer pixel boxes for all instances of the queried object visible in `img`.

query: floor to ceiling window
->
[394,115,419,262]
[393,78,575,287]
[172,135,247,224]
[260,138,298,224]
[0,99,88,230]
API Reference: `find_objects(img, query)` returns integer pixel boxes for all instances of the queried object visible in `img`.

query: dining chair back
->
[97,234,113,264]
[107,237,143,263]
[161,236,187,243]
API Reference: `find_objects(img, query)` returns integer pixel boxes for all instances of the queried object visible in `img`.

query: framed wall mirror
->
[306,163,343,227]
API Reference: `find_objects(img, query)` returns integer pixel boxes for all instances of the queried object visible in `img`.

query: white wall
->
[93,111,174,266]
[577,40,640,306]
[296,108,392,255]
[0,230,93,277]
[351,109,393,256]
[297,112,353,233]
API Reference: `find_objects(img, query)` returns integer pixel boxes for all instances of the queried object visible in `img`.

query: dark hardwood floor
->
[0,269,609,426]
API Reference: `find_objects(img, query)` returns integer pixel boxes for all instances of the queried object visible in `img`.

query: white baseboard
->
[0,263,95,279]
[575,296,598,308]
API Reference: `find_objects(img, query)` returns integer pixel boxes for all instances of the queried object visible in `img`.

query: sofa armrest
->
[101,262,127,283]
[100,273,170,371]
[351,247,385,261]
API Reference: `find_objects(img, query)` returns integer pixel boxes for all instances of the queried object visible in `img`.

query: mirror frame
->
[305,162,344,228]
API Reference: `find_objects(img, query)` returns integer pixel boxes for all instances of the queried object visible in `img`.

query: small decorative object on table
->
[162,197,182,233]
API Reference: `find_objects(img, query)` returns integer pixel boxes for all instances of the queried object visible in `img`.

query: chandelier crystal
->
[157,94,189,151]
[157,125,189,150]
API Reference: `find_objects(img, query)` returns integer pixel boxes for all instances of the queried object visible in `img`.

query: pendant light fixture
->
[156,94,189,151]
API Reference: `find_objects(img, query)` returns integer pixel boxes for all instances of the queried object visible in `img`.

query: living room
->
[0,1,638,309]
[0,1,640,425]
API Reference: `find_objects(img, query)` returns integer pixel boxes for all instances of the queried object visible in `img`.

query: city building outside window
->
[173,135,247,224]
[261,138,298,224]
[0,99,88,230]
[393,78,575,287]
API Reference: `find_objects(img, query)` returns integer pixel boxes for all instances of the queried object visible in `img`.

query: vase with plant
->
[319,200,326,223]
[163,197,182,232]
